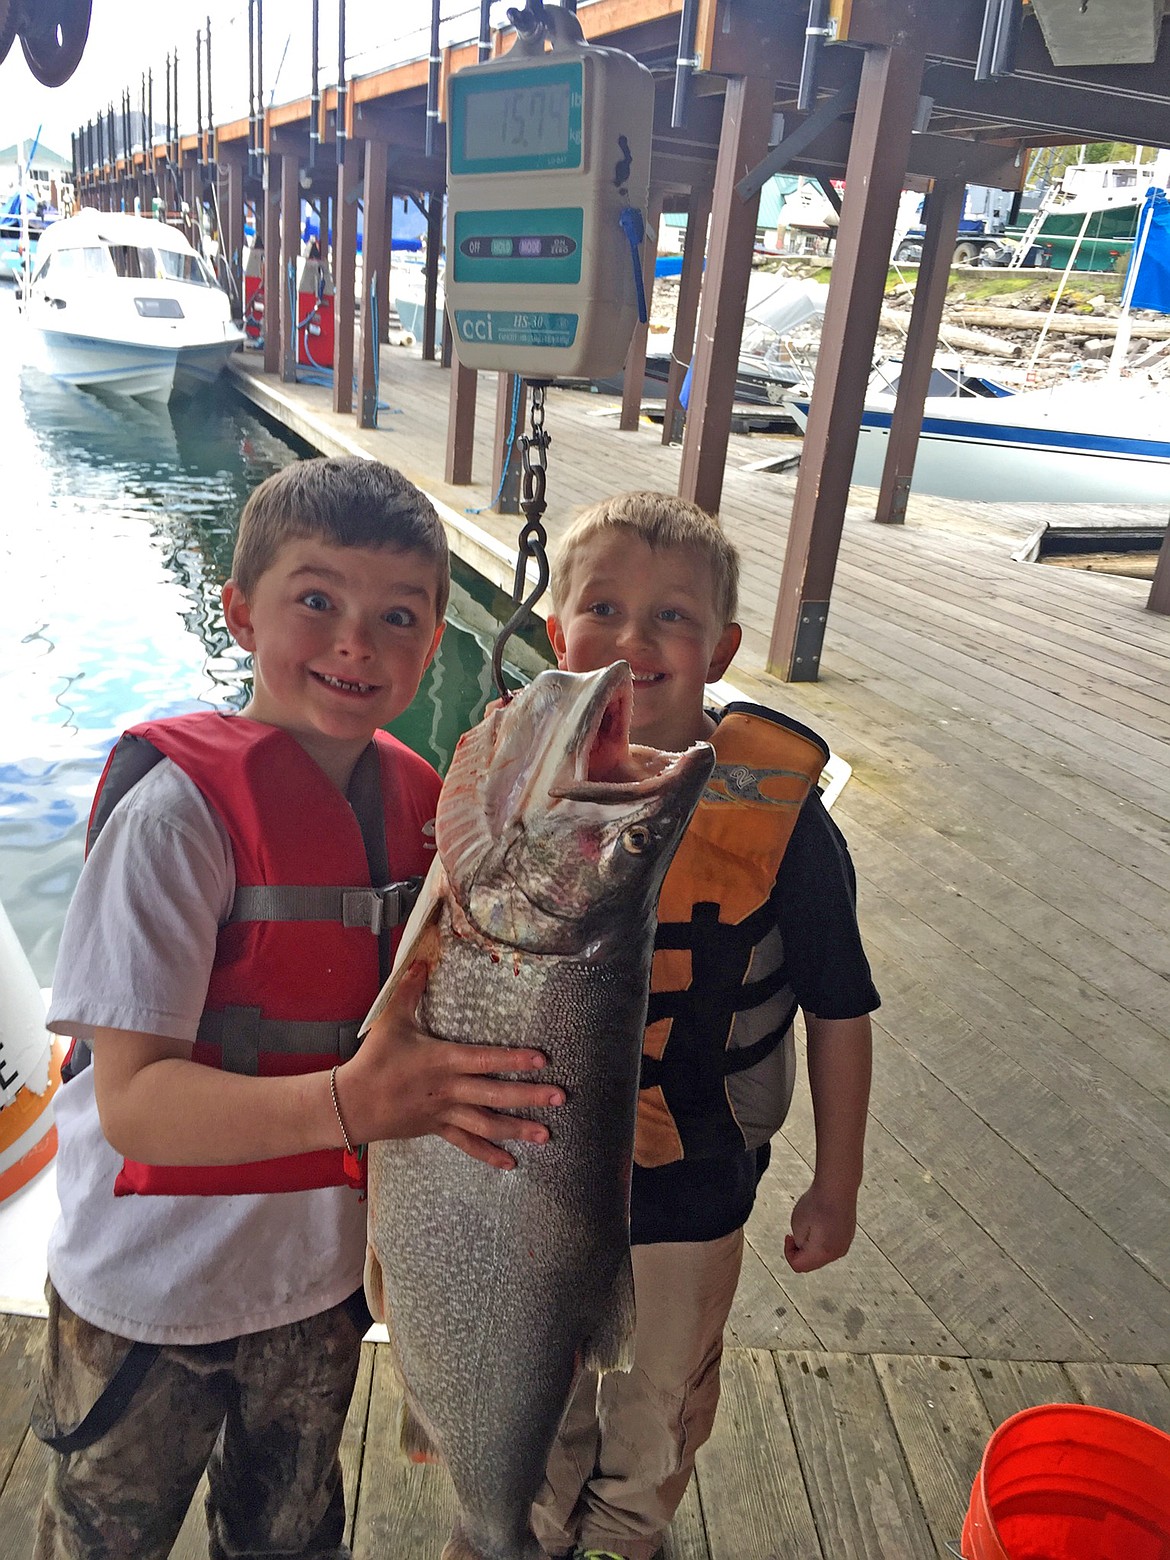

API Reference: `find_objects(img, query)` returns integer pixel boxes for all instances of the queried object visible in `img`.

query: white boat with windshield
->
[22,209,242,403]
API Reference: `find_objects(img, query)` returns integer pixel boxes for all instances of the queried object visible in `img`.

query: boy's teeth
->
[320,672,373,693]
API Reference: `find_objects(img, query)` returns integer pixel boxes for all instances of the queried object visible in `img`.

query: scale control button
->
[460,234,578,261]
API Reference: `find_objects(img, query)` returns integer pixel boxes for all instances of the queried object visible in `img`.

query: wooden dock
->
[3,342,1168,1558]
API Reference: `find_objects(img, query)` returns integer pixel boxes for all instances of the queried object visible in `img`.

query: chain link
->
[492,382,553,701]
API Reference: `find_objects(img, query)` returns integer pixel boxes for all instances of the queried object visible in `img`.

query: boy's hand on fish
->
[783,1181,858,1273]
[339,962,565,1170]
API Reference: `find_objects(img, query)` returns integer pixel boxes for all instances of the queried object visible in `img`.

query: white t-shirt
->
[45,759,367,1345]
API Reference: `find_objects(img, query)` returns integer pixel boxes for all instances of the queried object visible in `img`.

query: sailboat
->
[790,187,1170,505]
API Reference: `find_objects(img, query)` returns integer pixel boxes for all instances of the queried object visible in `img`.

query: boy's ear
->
[546,614,570,670]
[424,620,445,670]
[707,623,741,684]
[221,581,256,652]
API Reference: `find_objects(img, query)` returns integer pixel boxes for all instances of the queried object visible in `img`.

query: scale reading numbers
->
[446,5,654,379]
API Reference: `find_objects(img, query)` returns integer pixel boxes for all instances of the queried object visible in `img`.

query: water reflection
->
[3,289,545,983]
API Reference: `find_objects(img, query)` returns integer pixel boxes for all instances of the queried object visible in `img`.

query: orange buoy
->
[962,1403,1170,1560]
[0,902,61,1201]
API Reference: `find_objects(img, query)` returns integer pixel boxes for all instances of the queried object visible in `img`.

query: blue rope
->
[619,206,649,324]
[467,374,523,515]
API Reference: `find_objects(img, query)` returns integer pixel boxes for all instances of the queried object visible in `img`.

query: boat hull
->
[28,328,239,404]
[791,390,1170,506]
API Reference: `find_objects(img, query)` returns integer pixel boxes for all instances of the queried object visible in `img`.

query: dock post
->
[678,75,774,514]
[1149,525,1170,615]
[332,142,359,415]
[423,190,443,362]
[279,150,300,384]
[263,151,282,375]
[357,138,389,429]
[222,148,246,312]
[767,28,926,681]
[492,374,527,514]
[620,188,665,433]
[445,352,478,484]
[662,184,711,447]
[874,177,966,525]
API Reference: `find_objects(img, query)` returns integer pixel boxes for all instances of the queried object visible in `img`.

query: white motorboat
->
[789,363,1170,505]
[22,209,243,403]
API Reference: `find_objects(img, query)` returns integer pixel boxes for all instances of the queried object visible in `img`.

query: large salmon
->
[363,661,714,1560]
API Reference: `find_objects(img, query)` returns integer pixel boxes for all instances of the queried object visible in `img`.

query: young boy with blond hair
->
[33,456,563,1560]
[532,490,878,1560]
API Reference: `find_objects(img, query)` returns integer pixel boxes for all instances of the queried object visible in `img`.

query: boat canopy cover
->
[1127,188,1170,314]
[745,278,829,338]
[34,208,200,258]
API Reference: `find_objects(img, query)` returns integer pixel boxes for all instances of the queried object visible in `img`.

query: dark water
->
[1,290,540,984]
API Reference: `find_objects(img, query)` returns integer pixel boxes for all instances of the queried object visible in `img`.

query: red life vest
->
[74,712,440,1197]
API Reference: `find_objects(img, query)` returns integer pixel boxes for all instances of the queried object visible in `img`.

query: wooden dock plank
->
[658,1473,711,1560]
[838,558,1170,739]
[847,949,1170,1281]
[852,788,1170,1038]
[862,1018,1170,1362]
[693,1349,822,1560]
[1065,1361,1170,1432]
[342,1343,377,1550]
[968,1358,1077,1428]
[776,1350,937,1560]
[0,1427,51,1558]
[851,882,1170,1191]
[852,759,1169,963]
[849,812,1170,1103]
[823,614,1170,820]
[350,1349,457,1558]
[783,1084,1099,1362]
[0,1313,43,1491]
[873,1355,994,1559]
[746,1135,965,1356]
[727,1243,824,1351]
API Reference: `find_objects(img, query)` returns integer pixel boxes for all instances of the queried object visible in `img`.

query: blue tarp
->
[1125,187,1170,314]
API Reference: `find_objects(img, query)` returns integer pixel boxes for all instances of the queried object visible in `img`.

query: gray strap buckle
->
[342,877,422,936]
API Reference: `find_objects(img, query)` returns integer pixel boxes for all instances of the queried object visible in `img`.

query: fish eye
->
[621,824,654,854]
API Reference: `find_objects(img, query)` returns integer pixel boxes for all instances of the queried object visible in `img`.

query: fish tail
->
[580,1249,637,1373]
[440,1522,547,1560]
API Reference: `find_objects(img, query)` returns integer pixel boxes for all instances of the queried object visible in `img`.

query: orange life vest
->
[636,704,828,1168]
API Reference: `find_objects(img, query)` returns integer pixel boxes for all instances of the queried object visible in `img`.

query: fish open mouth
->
[549,662,706,804]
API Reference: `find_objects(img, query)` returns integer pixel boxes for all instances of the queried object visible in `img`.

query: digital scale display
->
[463,80,572,161]
[449,62,583,175]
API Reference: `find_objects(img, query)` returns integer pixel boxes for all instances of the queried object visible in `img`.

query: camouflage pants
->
[32,1283,368,1560]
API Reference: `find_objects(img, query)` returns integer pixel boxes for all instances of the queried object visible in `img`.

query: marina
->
[3,0,1170,1555]
[2,325,1168,1557]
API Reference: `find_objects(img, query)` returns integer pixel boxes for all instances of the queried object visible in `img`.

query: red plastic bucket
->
[962,1404,1170,1560]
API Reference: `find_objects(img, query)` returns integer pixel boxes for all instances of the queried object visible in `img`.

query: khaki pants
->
[32,1284,366,1560]
[531,1228,744,1560]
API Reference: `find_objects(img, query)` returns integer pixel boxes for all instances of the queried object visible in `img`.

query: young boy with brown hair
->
[33,456,563,1560]
[532,490,878,1560]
